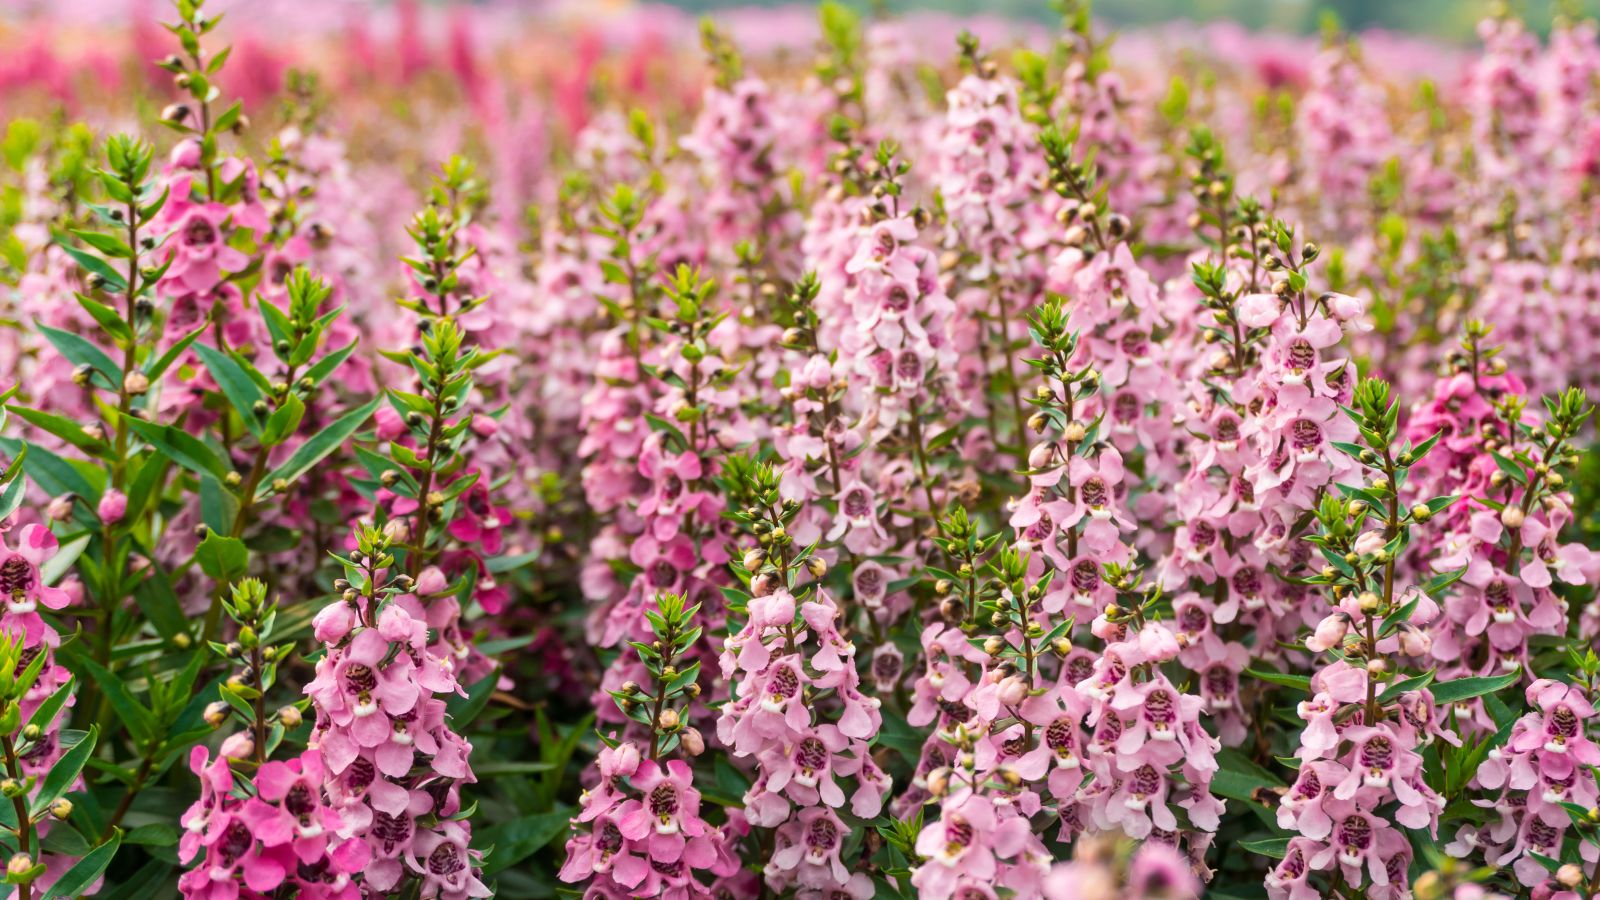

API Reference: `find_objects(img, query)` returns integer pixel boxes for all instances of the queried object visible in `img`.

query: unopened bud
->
[1028,442,1055,469]
[658,708,681,731]
[681,727,705,756]
[1500,506,1525,529]
[48,798,71,820]
[806,557,827,578]
[204,701,229,727]
[277,706,303,729]
[382,519,409,544]
[45,495,75,522]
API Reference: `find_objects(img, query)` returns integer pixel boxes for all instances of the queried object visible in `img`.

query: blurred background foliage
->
[659,0,1600,41]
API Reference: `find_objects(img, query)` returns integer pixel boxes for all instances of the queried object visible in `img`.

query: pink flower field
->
[0,0,1599,897]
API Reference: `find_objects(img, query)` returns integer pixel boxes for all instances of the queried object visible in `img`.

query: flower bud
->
[220,732,254,760]
[6,853,33,880]
[1399,628,1432,657]
[657,708,680,731]
[1558,864,1584,887]
[382,519,410,544]
[1501,506,1525,529]
[681,727,705,756]
[806,556,827,578]
[997,675,1027,707]
[277,706,303,729]
[49,799,71,820]
[1306,614,1348,653]
[742,548,765,570]
[45,494,75,522]
[939,597,963,624]
[1028,442,1055,469]
[204,701,230,727]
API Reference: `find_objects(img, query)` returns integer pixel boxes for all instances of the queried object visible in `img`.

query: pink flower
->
[97,489,126,523]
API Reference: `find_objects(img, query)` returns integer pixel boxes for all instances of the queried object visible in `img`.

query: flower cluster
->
[0,2,1597,899]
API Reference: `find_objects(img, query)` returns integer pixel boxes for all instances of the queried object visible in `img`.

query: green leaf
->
[58,243,127,291]
[132,568,191,640]
[260,396,380,499]
[2,439,98,500]
[41,535,88,586]
[485,550,540,574]
[301,339,358,387]
[1239,836,1290,859]
[122,823,179,847]
[31,726,97,816]
[872,708,924,761]
[1376,670,1434,705]
[445,672,498,730]
[1210,747,1285,804]
[69,228,132,259]
[0,462,24,522]
[194,531,248,583]
[261,392,305,445]
[1244,668,1312,692]
[1431,672,1521,705]
[25,678,74,736]
[145,323,208,380]
[193,343,265,437]
[42,829,121,899]
[7,406,105,456]
[75,293,132,343]
[66,648,157,741]
[479,807,572,875]
[38,324,121,389]
[1420,566,1468,600]
[125,419,228,481]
